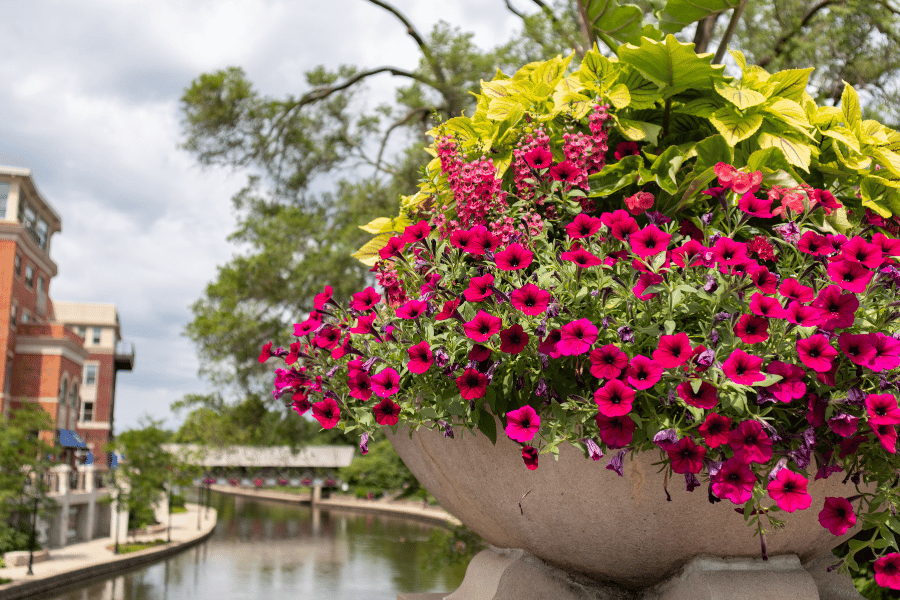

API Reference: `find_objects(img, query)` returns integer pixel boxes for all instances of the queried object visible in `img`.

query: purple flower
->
[701,213,714,225]
[359,432,370,455]
[617,326,634,344]
[703,275,718,293]
[535,378,548,397]
[434,348,450,368]
[653,428,679,451]
[438,420,454,438]
[581,438,604,461]
[606,449,627,476]
[685,472,700,492]
[774,221,801,244]
[647,211,672,225]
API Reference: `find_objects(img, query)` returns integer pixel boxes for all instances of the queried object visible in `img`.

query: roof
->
[161,444,356,468]
[52,301,120,327]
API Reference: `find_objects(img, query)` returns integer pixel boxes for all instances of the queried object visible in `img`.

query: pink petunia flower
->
[652,333,693,369]
[456,368,489,400]
[786,301,819,326]
[798,231,834,256]
[748,293,788,320]
[312,398,341,429]
[842,235,883,268]
[677,380,718,409]
[499,324,530,354]
[728,420,773,464]
[594,379,636,417]
[819,497,856,535]
[828,413,859,438]
[373,398,401,426]
[874,553,900,590]
[510,284,551,316]
[464,273,495,302]
[868,333,900,372]
[779,278,815,304]
[469,344,491,362]
[671,239,709,268]
[614,141,639,160]
[521,445,539,470]
[827,259,873,293]
[838,332,877,366]
[523,147,553,169]
[401,220,431,245]
[667,436,706,474]
[450,228,478,252]
[711,237,748,266]
[595,413,636,448]
[379,236,406,260]
[494,243,533,270]
[866,393,900,425]
[506,405,540,442]
[407,341,433,374]
[350,287,381,312]
[558,318,597,356]
[872,421,898,454]
[463,310,502,342]
[629,225,672,258]
[435,298,461,321]
[291,392,311,416]
[565,213,603,239]
[601,210,639,241]
[396,299,428,320]
[811,285,859,329]
[348,370,373,400]
[699,413,732,448]
[749,265,778,294]
[711,457,756,504]
[315,326,342,350]
[548,160,580,182]
[633,271,664,301]
[768,469,812,512]
[626,355,664,390]
[738,192,774,218]
[796,335,839,372]
[538,329,562,358]
[765,361,806,403]
[734,314,769,344]
[467,226,501,255]
[371,368,400,397]
[722,348,765,384]
[561,246,603,268]
[589,345,629,380]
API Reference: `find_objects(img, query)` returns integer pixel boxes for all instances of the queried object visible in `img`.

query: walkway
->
[0,503,216,600]
[209,484,461,527]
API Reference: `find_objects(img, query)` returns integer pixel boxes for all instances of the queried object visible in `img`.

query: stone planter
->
[3,549,49,567]
[387,422,865,599]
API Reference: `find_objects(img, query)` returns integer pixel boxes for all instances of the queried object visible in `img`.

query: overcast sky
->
[0,0,526,433]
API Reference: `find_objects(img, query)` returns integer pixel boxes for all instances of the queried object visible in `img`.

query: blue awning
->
[84,452,94,465]
[59,429,87,448]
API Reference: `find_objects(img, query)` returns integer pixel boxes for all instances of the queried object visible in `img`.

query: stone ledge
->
[2,551,49,568]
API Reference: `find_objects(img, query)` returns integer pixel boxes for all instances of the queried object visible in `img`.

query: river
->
[42,492,466,600]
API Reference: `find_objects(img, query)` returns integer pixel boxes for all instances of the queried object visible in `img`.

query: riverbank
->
[209,484,461,527]
[0,503,216,600]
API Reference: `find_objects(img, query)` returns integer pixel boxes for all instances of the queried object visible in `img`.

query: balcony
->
[114,341,135,371]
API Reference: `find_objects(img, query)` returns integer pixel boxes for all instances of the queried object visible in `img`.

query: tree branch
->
[757,0,844,68]
[505,0,525,19]
[375,106,432,171]
[713,0,748,64]
[365,0,448,88]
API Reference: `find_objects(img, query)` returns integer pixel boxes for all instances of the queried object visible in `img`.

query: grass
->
[170,506,188,514]
[105,539,168,554]
[0,577,11,584]
[259,486,313,495]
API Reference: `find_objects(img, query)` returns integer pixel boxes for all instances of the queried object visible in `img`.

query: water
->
[43,492,466,600]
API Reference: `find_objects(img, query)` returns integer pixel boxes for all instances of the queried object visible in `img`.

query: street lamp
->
[25,470,40,576]
[166,470,172,543]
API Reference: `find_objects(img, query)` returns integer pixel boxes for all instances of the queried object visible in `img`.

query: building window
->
[9,303,16,327]
[36,219,48,250]
[76,326,86,338]
[60,379,68,404]
[20,311,29,324]
[92,327,101,344]
[14,254,20,277]
[81,401,94,422]
[0,182,8,219]
[69,382,78,407]
[84,365,97,386]
[4,360,12,394]
[24,265,34,288]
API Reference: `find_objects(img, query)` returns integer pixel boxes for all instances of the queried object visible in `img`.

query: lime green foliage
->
[107,539,168,555]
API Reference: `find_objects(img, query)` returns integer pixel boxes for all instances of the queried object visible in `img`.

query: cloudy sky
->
[0,0,528,432]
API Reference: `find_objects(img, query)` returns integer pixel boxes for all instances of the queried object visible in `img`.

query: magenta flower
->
[499,324,530,354]
[558,318,597,356]
[456,368,488,400]
[561,246,602,268]
[464,273,495,302]
[667,437,706,474]
[495,243,533,271]
[401,220,431,245]
[468,227,501,255]
[748,293,788,320]
[827,259,873,293]
[874,232,900,257]
[796,335,839,372]
[450,228,477,252]
[798,231,834,256]
[524,147,553,169]
[722,348,765,385]
[259,341,273,363]
[521,446,539,470]
[749,265,778,294]
[625,355,663,390]
[738,192,773,218]
[548,160,580,182]
[828,413,859,438]
[350,287,381,312]
[291,392,311,416]
[373,398,401,426]
[699,413,731,448]
[468,344,491,362]
[677,380,718,409]
[506,405,540,442]
[711,237,748,266]
[463,310,502,342]
[779,278,815,304]
[312,398,340,429]
[734,314,769,344]
[765,361,806,403]
[629,224,672,258]
[633,271,664,301]
[510,284,551,316]
[348,371,373,401]
[313,286,333,310]
[594,379,636,417]
[811,285,859,329]
[866,393,900,425]
[379,236,406,260]
[786,301,819,326]
[711,457,756,504]
[396,299,428,320]
[595,413,636,448]
[871,421,898,454]
[837,332,877,366]
[652,333,693,369]
[842,235,883,268]
[589,345,629,379]
[351,314,378,335]
[315,326,342,350]
[565,213,603,239]
[371,368,400,397]
[671,239,709,268]
[767,469,812,513]
[538,329,562,358]
[728,420,773,464]
[435,298,460,321]
[601,210,639,241]
[869,333,900,372]
[874,553,900,590]
[407,341,433,374]
[614,141,639,160]
[819,497,856,535]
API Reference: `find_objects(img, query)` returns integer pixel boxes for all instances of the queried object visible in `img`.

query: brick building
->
[0,165,133,469]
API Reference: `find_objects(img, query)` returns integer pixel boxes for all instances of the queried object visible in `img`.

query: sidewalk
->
[0,503,216,600]
[210,484,461,527]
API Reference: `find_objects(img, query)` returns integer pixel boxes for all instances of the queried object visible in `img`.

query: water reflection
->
[44,493,465,600]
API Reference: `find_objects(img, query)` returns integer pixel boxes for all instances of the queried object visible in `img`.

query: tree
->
[0,405,56,554]
[180,0,900,403]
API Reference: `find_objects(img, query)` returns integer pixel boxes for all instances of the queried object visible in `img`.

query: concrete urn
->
[387,421,864,596]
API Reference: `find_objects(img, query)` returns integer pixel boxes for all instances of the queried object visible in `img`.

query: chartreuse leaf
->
[614,115,663,143]
[649,145,686,194]
[477,409,497,445]
[617,35,725,98]
[605,83,631,109]
[841,82,862,130]
[358,216,411,235]
[578,50,617,86]
[615,66,660,109]
[657,0,739,35]
[487,97,526,121]
[861,177,900,218]
[871,148,900,179]
[481,79,527,99]
[352,233,392,267]
[714,80,766,109]
[766,68,814,102]
[764,98,814,137]
[820,126,862,154]
[583,0,645,47]
[751,373,783,387]
[862,120,892,146]
[708,106,764,145]
[675,97,721,119]
[693,134,733,172]
[588,154,642,196]
[757,129,813,172]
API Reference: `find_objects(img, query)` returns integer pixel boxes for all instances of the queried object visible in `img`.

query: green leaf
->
[675,97,722,119]
[872,147,900,179]
[861,176,900,217]
[820,126,862,154]
[420,407,438,419]
[615,116,663,143]
[708,106,764,145]
[664,320,676,335]
[693,134,733,173]
[477,410,497,445]
[757,130,813,172]
[617,34,725,98]
[657,0,740,35]
[616,66,660,109]
[588,154,642,196]
[487,97,525,121]
[606,83,631,109]
[751,373,783,387]
[351,233,392,266]
[766,68,814,102]
[579,50,617,85]
[690,379,702,394]
[714,81,767,109]
[764,98,813,135]
[649,144,685,194]
[583,0,645,47]
[840,82,861,129]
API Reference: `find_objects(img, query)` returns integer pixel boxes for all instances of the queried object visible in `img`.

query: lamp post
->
[196,477,202,531]
[25,472,40,576]
[113,478,121,555]
[166,471,172,543]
